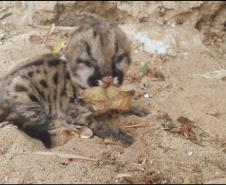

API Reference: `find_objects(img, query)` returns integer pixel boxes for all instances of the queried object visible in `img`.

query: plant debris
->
[44,23,55,43]
[161,115,204,146]
[139,62,150,77]
[149,64,165,80]
[52,37,65,54]
[138,62,165,80]
[97,151,117,166]
[29,35,42,44]
[177,116,194,124]
[80,85,135,113]
[27,151,98,162]
[49,127,79,147]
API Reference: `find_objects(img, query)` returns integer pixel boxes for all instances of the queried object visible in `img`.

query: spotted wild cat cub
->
[0,15,149,148]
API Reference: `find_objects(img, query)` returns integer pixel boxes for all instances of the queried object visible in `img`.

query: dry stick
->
[43,23,55,44]
[30,151,98,162]
[0,7,9,14]
[28,24,78,31]
[0,13,12,20]
[124,123,148,128]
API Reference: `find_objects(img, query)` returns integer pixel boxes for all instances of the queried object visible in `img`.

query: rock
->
[79,127,93,139]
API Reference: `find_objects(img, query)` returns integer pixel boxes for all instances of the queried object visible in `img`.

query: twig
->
[0,7,9,14]
[43,23,55,43]
[30,151,98,162]
[92,137,124,147]
[124,123,148,128]
[0,13,12,20]
[28,24,78,31]
[177,166,197,173]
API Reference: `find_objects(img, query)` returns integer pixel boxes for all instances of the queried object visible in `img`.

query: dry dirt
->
[0,2,226,184]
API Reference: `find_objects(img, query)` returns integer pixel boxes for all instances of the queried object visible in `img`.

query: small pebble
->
[144,93,150,98]
[188,151,193,156]
[0,34,5,38]
[80,127,93,139]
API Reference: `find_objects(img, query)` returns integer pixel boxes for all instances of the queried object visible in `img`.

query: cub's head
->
[64,16,131,89]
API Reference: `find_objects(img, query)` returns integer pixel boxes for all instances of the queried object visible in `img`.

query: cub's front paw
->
[92,121,135,146]
[129,106,150,117]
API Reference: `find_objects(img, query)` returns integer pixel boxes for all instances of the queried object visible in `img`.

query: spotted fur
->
[0,15,146,148]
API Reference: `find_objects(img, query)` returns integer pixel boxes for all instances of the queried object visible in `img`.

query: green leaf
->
[138,62,150,77]
[52,37,65,54]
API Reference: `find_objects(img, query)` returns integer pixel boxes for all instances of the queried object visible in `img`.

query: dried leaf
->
[142,158,155,175]
[81,86,108,102]
[63,130,77,143]
[29,35,42,44]
[221,143,226,148]
[177,116,194,124]
[162,121,177,130]
[50,128,79,147]
[222,76,226,81]
[139,62,150,77]
[80,85,135,113]
[180,124,192,135]
[161,113,177,130]
[149,64,165,80]
[52,37,65,54]
[106,85,135,110]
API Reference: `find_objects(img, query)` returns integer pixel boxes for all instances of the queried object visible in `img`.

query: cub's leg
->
[121,105,150,117]
[65,103,135,145]
[109,106,150,117]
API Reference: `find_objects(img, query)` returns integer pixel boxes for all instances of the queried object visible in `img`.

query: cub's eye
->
[77,59,93,67]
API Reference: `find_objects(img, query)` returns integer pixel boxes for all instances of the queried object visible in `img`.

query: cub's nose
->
[102,76,113,87]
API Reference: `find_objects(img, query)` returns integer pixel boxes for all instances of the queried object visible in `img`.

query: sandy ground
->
[0,3,226,184]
